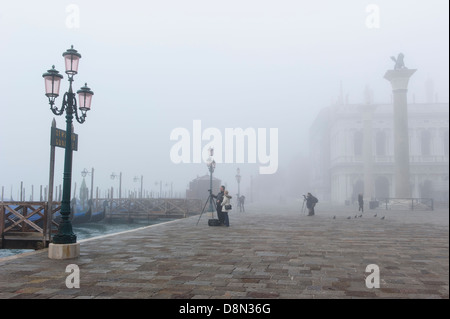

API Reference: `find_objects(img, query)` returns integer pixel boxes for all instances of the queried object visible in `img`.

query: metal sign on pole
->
[50,126,78,151]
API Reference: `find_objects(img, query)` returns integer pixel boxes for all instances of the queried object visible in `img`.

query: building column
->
[360,104,377,201]
[413,174,420,198]
[384,68,417,198]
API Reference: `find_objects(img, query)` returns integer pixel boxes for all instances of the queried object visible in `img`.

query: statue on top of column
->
[390,53,407,70]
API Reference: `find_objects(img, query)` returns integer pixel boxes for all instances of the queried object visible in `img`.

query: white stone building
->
[309,102,449,205]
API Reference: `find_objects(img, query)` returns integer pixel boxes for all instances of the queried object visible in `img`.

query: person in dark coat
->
[358,193,364,212]
[212,185,225,225]
[306,192,318,216]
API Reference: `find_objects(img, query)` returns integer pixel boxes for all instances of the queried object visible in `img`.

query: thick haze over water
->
[0,1,448,200]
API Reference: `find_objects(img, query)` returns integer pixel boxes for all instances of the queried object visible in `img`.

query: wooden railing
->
[102,198,203,217]
[0,201,60,249]
[1,198,202,249]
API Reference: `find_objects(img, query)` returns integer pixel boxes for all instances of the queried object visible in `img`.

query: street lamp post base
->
[52,234,77,245]
[48,243,80,260]
[52,218,77,244]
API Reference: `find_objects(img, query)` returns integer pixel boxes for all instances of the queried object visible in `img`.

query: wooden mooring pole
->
[46,118,56,243]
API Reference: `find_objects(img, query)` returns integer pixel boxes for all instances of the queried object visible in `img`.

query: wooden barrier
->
[1,198,201,249]
[102,198,203,221]
[0,201,60,250]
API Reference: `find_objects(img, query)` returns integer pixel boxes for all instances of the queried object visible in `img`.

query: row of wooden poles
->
[0,183,184,202]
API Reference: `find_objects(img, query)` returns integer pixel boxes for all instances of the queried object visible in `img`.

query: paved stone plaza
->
[0,205,448,299]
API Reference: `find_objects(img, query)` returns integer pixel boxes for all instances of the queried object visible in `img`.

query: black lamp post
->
[111,172,122,199]
[235,168,241,199]
[81,168,89,178]
[206,148,216,213]
[133,175,143,198]
[42,45,94,245]
[81,167,94,200]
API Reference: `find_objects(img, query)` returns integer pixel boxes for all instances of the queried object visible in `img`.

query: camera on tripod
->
[196,188,218,226]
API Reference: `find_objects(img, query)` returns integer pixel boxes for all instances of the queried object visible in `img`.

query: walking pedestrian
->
[358,193,364,213]
[306,192,318,216]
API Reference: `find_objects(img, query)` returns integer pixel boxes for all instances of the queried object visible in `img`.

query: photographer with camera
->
[304,193,318,216]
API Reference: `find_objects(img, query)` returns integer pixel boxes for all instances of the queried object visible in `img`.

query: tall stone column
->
[384,68,416,198]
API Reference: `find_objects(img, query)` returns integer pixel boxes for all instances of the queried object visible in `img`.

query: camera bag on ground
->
[208,219,221,226]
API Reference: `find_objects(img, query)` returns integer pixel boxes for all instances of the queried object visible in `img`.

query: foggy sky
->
[0,0,448,199]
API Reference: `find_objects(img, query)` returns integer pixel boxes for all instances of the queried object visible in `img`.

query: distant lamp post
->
[43,45,94,245]
[133,175,143,198]
[206,147,216,213]
[80,168,89,203]
[235,168,241,200]
[154,181,160,198]
[81,168,89,178]
[110,172,122,199]
[81,167,94,201]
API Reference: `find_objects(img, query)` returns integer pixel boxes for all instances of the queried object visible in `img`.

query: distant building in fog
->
[309,102,449,205]
[186,175,221,203]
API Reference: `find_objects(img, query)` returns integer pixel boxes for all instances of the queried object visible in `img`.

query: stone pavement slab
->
[0,205,448,299]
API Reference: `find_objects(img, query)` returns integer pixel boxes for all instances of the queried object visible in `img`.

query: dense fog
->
[0,1,448,206]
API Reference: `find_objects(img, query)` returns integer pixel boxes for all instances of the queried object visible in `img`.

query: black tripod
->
[196,190,217,226]
[301,195,307,215]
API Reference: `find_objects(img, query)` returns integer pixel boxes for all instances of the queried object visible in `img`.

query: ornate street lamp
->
[81,168,89,178]
[42,45,94,245]
[42,66,63,104]
[235,168,242,212]
[111,172,122,199]
[81,167,94,201]
[206,148,216,213]
[235,167,241,199]
[133,175,143,198]
[80,168,89,204]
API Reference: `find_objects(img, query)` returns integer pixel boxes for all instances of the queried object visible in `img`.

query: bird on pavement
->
[347,216,351,219]
[374,213,377,217]
[333,216,336,219]
[381,216,385,220]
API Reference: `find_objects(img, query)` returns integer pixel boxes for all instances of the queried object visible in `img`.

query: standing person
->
[240,195,245,212]
[306,192,318,216]
[221,190,232,227]
[212,185,225,225]
[358,193,364,213]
